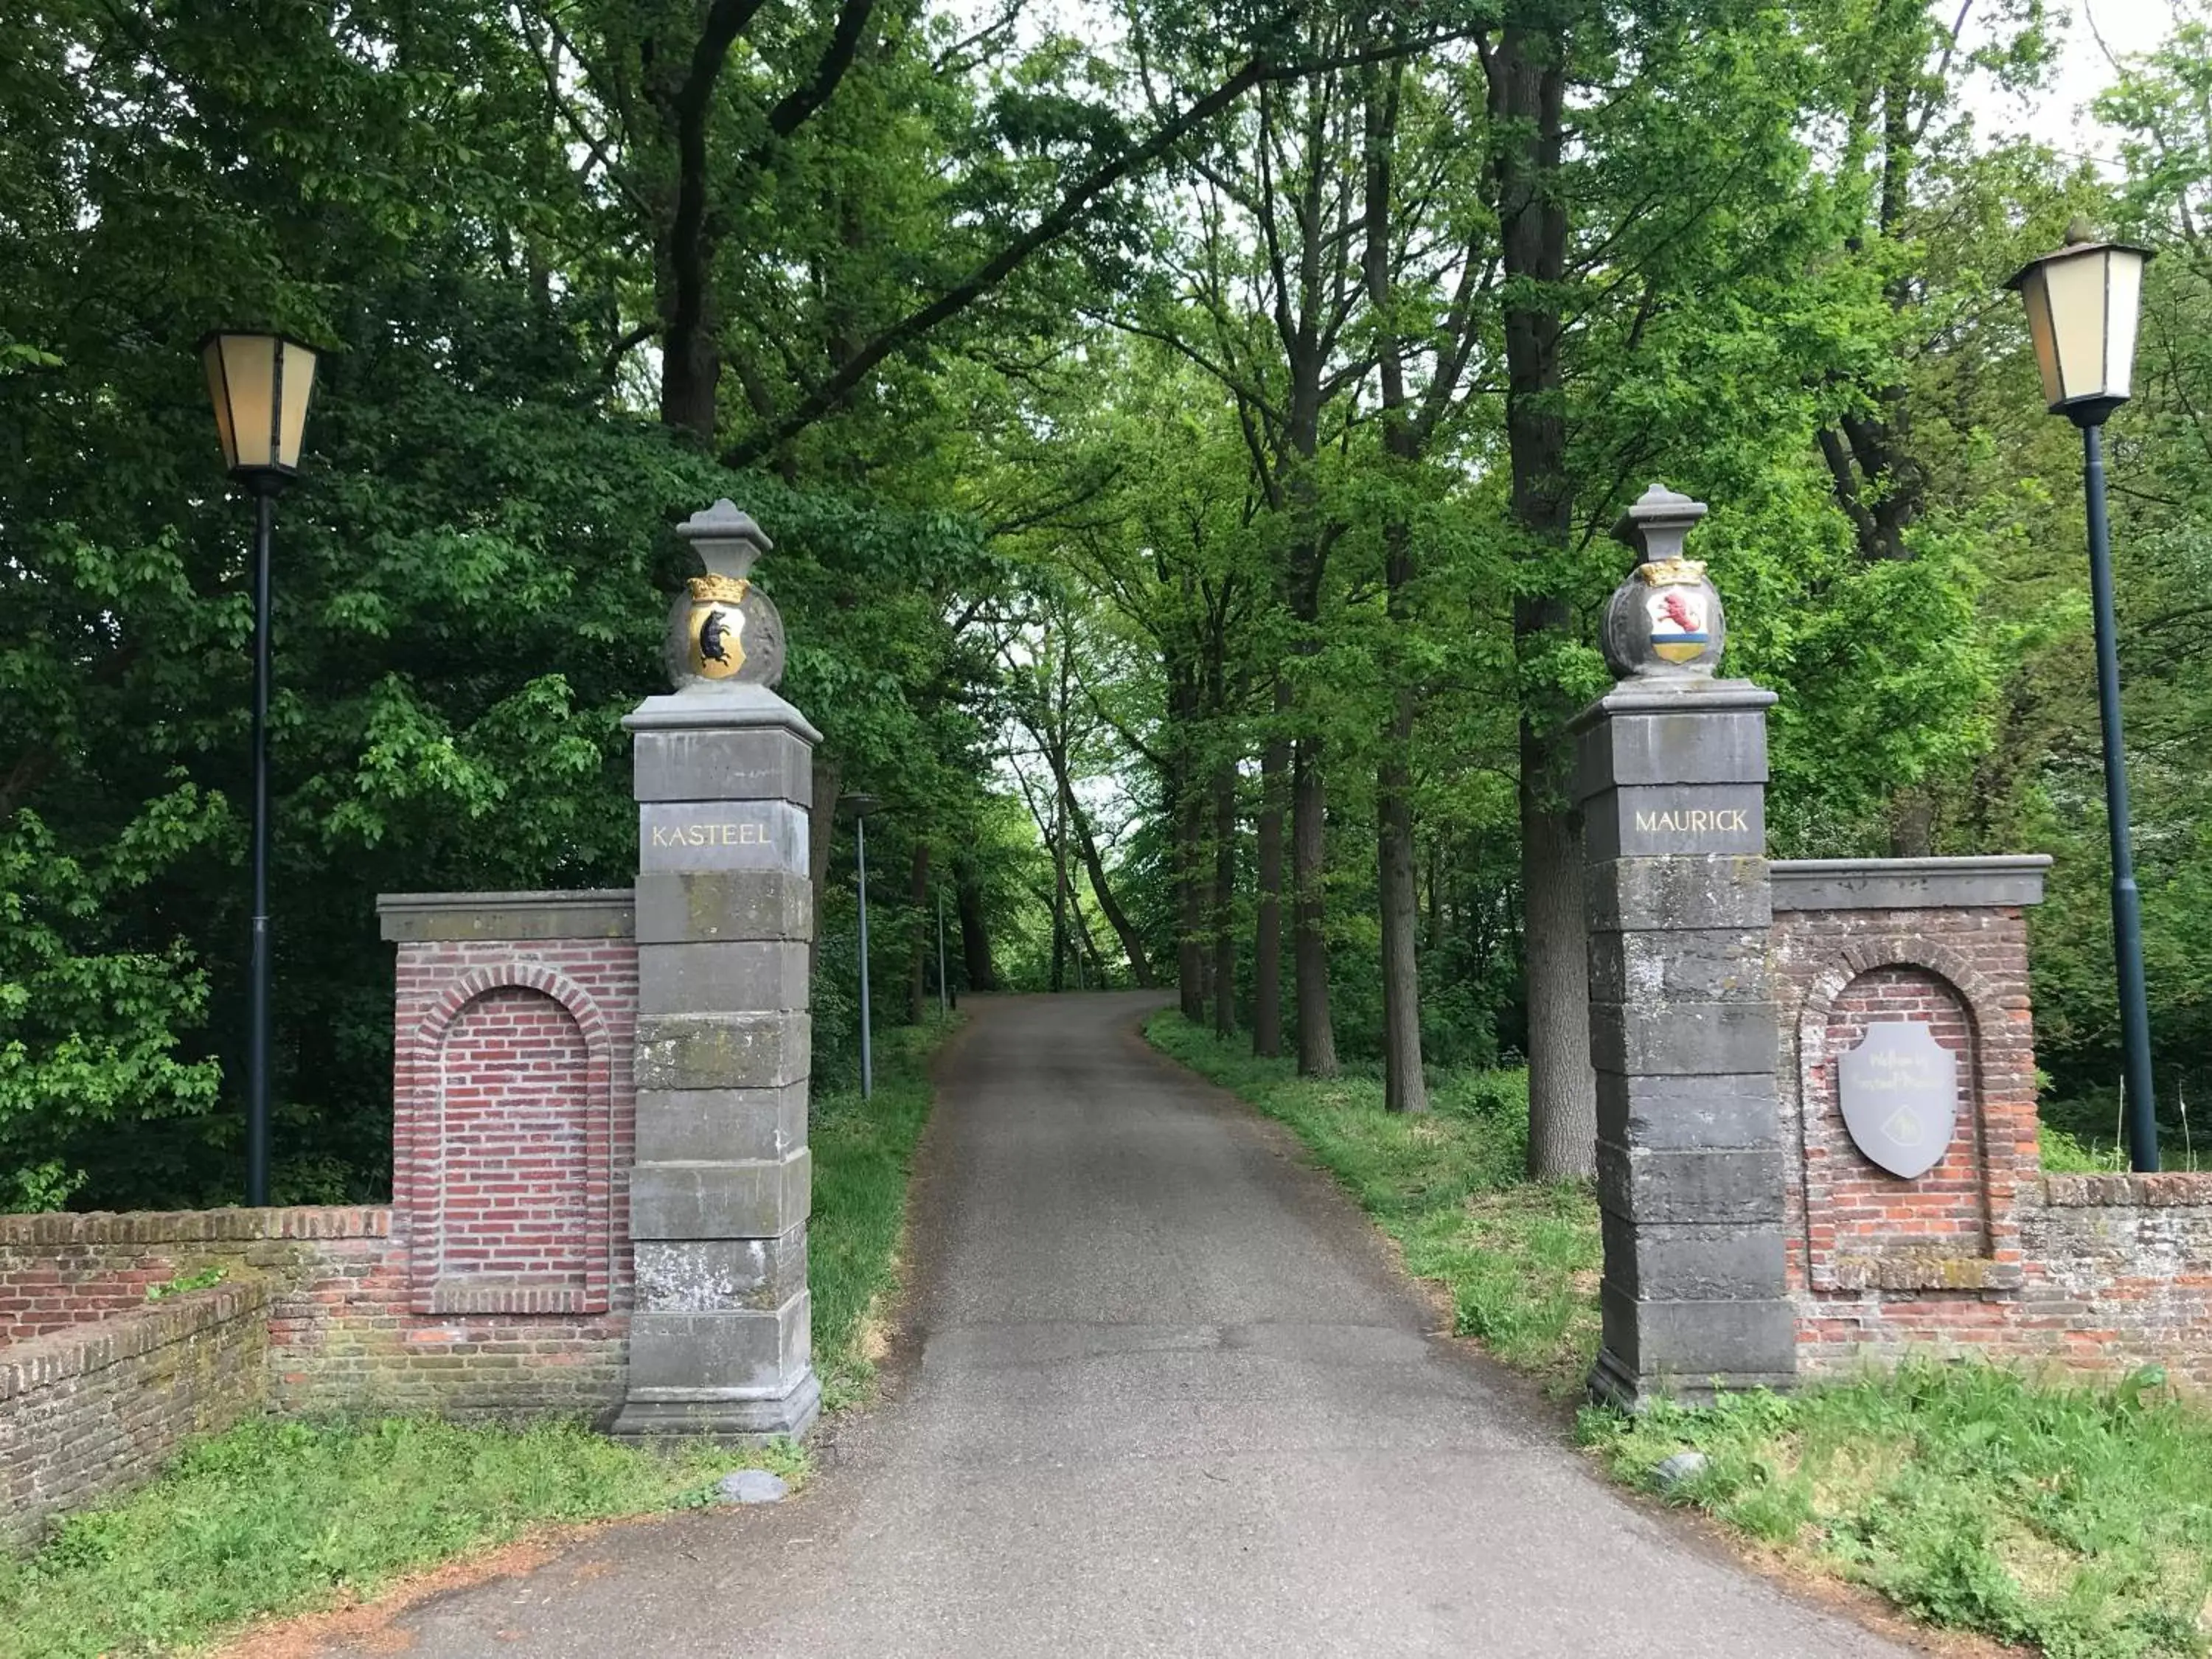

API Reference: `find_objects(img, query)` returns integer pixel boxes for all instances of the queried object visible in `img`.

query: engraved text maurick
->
[1634,807,1752,834]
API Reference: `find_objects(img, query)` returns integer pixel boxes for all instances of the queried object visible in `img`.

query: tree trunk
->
[1378,717,1427,1113]
[1291,734,1337,1077]
[956,859,997,992]
[1252,707,1289,1057]
[659,280,721,439]
[1363,58,1425,1113]
[1050,782,1069,994]
[1042,745,1155,986]
[807,751,842,991]
[1520,721,1595,1178]
[1489,22,1593,1178]
[1177,765,1208,1020]
[1211,759,1237,1037]
[907,838,929,1024]
[1888,787,1935,858]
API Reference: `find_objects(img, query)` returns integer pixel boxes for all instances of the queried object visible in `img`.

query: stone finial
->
[665,500,787,692]
[678,499,772,580]
[1601,482,1725,681]
[1612,481,1708,567]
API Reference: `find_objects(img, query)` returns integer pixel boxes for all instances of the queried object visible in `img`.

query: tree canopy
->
[6,0,2211,1207]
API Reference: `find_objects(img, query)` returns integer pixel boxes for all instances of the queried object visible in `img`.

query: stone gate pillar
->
[613,501,821,1441]
[1574,484,1796,1409]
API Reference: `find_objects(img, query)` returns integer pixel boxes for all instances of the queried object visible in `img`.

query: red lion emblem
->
[1660,591,1700,633]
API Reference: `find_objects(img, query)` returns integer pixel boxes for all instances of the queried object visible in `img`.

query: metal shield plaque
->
[1835,1020,1958,1180]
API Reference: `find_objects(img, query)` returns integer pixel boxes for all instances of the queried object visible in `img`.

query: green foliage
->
[1585,1363,2212,1658]
[0,1417,803,1658]
[142,1265,224,1303]
[1146,1012,1600,1385]
[0,806,225,1212]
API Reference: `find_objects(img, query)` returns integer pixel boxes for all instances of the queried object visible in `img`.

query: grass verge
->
[1148,1009,2212,1658]
[1145,1011,1598,1387]
[0,1417,800,1659]
[1585,1367,2212,1659]
[809,1012,955,1410]
[0,1012,955,1657]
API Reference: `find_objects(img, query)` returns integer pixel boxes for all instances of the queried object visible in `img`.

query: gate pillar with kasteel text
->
[613,501,821,1441]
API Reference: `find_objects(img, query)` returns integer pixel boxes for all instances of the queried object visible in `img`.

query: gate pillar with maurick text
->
[1574,484,1798,1408]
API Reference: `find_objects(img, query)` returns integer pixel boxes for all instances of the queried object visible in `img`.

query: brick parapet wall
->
[383,893,636,1321]
[0,1280,271,1552]
[0,1205,630,1427]
[0,892,641,1549]
[0,1206,388,1345]
[1774,868,2212,1386]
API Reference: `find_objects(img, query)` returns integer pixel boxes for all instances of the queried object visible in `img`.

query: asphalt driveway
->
[319,991,1913,1658]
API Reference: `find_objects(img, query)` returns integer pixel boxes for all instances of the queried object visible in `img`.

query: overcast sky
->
[1961,0,2185,167]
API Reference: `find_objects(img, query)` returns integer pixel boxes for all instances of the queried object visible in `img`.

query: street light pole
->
[247,481,277,1206]
[2006,225,2160,1172]
[2081,420,2158,1169]
[856,812,873,1099]
[845,793,880,1101]
[201,332,319,1206]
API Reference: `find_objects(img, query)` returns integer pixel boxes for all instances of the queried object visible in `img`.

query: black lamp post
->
[201,331,320,1205]
[2006,226,2159,1171]
[844,793,880,1099]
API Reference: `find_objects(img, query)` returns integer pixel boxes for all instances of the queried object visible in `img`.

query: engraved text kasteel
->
[650,821,772,849]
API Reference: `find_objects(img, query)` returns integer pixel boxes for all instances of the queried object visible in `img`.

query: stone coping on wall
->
[2042,1172,2212,1207]
[0,1279,268,1402]
[0,1206,392,1247]
[377,889,636,943]
[1771,855,2051,912]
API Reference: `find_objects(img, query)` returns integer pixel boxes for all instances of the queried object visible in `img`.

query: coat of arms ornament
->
[1602,482,1728,680]
[667,499,787,691]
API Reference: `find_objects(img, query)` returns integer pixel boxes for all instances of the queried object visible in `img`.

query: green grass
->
[1150,1011,2212,1656]
[808,1012,954,1410]
[1145,1012,1600,1386]
[0,1012,955,1656]
[0,1417,801,1658]
[1584,1365,2212,1658]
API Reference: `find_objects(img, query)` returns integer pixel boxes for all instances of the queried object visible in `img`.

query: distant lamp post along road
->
[201,330,320,1206]
[844,793,880,1100]
[2006,222,2159,1171]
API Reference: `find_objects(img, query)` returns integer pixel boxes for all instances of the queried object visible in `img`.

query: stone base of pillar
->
[1588,1300,1799,1411]
[611,1371,822,1444]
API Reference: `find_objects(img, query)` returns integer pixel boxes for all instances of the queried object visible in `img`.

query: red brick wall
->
[1775,898,2212,1385]
[0,1206,631,1422]
[1,1279,271,1552]
[392,940,634,1317]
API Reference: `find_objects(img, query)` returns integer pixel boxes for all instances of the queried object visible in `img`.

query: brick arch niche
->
[1798,956,1991,1280]
[1770,867,2047,1307]
[399,964,618,1315]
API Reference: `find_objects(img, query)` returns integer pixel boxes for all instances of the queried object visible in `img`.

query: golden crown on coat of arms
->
[687,574,751,605]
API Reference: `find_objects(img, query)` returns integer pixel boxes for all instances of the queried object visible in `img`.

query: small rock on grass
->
[716,1469,790,1505]
[1651,1451,1708,1493]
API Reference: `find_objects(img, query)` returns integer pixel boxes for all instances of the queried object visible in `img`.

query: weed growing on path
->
[0,1417,799,1659]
